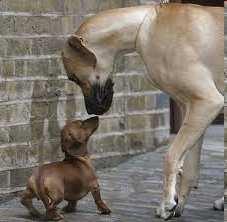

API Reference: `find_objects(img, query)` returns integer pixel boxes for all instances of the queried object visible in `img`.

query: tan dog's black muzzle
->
[84,79,114,115]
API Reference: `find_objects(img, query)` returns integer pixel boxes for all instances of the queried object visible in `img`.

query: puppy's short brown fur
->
[20,117,111,221]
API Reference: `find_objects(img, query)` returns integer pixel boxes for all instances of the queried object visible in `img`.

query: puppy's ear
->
[68,34,97,68]
[82,116,99,137]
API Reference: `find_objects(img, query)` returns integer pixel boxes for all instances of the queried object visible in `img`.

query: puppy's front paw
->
[97,202,111,215]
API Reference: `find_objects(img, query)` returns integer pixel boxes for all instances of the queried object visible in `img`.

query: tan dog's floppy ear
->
[82,116,99,137]
[68,34,97,68]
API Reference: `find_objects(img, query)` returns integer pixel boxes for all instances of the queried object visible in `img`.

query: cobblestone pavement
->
[0,126,223,222]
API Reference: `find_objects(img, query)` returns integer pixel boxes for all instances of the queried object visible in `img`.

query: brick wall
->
[0,0,169,194]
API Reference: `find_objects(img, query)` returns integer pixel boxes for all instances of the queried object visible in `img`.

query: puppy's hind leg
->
[62,200,77,213]
[20,187,42,218]
[44,188,64,221]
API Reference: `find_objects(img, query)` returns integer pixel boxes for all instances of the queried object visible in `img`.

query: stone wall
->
[0,0,169,194]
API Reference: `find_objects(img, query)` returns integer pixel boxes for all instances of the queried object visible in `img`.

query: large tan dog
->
[20,117,111,221]
[62,3,224,220]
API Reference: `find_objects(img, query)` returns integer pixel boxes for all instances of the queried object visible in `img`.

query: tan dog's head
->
[62,34,114,115]
[61,116,99,157]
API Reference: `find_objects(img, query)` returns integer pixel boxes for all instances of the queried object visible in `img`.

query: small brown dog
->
[20,116,111,221]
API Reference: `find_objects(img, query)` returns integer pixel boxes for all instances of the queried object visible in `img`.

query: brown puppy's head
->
[61,116,99,157]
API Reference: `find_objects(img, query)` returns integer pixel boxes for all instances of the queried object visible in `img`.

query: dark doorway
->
[170,0,223,6]
[181,0,223,6]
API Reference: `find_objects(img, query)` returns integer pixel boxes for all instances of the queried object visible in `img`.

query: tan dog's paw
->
[98,202,111,215]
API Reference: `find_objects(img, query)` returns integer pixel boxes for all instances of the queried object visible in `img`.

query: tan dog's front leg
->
[156,89,223,220]
[175,135,203,217]
[91,182,111,215]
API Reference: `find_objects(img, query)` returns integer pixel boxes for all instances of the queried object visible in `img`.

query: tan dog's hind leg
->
[175,135,203,217]
[20,187,42,218]
[156,80,223,219]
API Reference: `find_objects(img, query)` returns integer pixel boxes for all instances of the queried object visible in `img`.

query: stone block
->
[154,129,169,147]
[0,0,36,12]
[48,58,62,77]
[37,0,65,13]
[64,0,82,14]
[126,75,142,92]
[101,116,126,133]
[82,0,99,13]
[123,0,140,7]
[0,127,10,145]
[113,75,126,93]
[0,82,8,102]
[30,101,49,121]
[126,131,146,151]
[126,114,149,130]
[6,38,32,56]
[127,95,146,112]
[109,96,125,115]
[91,134,127,154]
[10,167,33,187]
[0,143,34,169]
[0,39,8,56]
[2,60,14,77]
[30,121,45,142]
[0,171,10,189]
[150,112,168,129]
[0,105,9,125]
[47,120,61,139]
[14,16,50,35]
[31,37,65,55]
[9,124,31,143]
[27,59,49,77]
[15,60,25,77]
[155,93,169,109]
[7,103,31,124]
[37,140,62,163]
[31,81,48,99]
[6,81,33,100]
[0,16,15,35]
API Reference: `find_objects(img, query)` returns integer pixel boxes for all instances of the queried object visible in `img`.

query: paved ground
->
[0,125,224,222]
